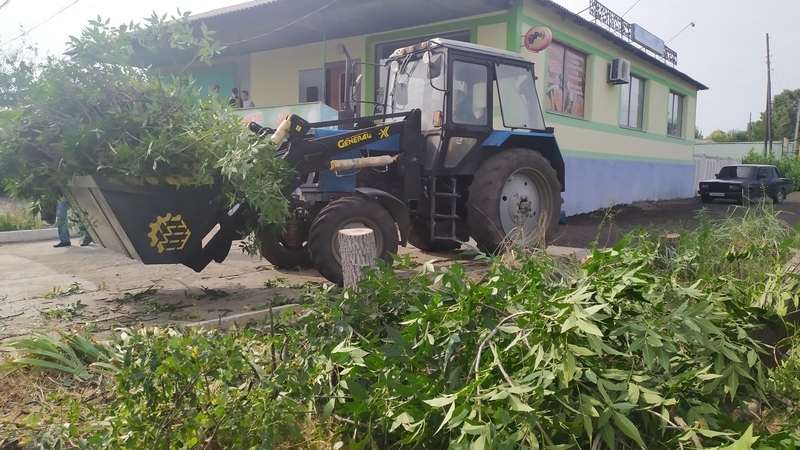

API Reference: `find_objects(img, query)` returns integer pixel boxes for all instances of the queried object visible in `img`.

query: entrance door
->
[327,66,346,111]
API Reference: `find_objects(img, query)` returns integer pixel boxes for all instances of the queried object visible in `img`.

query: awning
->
[138,0,510,66]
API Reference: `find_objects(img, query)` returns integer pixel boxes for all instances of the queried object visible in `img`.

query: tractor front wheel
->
[258,225,312,270]
[308,196,399,285]
[466,148,562,254]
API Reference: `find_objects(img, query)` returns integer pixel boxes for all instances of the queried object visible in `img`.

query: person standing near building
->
[53,197,93,247]
[241,90,255,108]
[229,87,242,108]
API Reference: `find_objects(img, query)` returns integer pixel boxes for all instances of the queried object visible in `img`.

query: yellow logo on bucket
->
[147,213,192,253]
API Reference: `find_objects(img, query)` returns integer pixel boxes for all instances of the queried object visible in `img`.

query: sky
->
[1,0,799,137]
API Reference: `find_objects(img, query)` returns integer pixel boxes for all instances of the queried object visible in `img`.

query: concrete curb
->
[0,228,58,243]
[0,228,78,244]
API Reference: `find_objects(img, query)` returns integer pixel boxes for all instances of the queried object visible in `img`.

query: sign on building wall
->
[523,25,552,53]
[546,42,586,118]
[632,24,665,55]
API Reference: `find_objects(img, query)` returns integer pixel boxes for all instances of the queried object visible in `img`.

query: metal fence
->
[694,154,742,194]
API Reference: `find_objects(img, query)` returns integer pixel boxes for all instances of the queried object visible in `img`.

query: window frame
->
[545,41,588,119]
[667,90,684,138]
[449,59,490,126]
[619,73,645,130]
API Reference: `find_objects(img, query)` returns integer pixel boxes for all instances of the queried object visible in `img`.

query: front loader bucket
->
[64,176,239,271]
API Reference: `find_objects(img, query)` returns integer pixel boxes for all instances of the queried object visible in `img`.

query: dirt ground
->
[1,193,799,343]
[551,193,800,249]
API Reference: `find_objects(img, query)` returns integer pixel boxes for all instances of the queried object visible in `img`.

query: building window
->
[545,42,587,118]
[667,91,684,137]
[619,74,645,129]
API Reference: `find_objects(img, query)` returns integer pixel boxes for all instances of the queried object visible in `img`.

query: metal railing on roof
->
[588,0,677,66]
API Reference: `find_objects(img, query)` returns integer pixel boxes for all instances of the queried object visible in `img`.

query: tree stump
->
[339,228,377,288]
[656,233,680,267]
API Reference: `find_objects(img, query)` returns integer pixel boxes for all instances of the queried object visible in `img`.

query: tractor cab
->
[383,38,549,176]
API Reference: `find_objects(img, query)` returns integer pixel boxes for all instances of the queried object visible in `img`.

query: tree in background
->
[739,89,800,143]
[704,89,800,144]
[770,89,800,141]
[707,128,754,143]
[707,129,728,142]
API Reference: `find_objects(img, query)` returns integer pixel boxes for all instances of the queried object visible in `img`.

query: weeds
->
[0,201,43,231]
[40,300,87,320]
[112,286,185,314]
[43,282,84,299]
[5,207,800,448]
[3,331,121,381]
[264,277,288,288]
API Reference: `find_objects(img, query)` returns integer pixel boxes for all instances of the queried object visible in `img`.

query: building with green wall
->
[169,0,707,216]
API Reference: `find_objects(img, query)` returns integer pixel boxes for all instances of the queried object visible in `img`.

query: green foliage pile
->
[6,206,800,449]
[743,149,800,190]
[0,13,294,227]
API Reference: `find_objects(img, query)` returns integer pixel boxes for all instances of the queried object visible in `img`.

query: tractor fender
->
[473,130,565,192]
[355,187,410,246]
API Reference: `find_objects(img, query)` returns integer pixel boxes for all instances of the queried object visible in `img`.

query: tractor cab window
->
[386,53,445,131]
[496,64,546,130]
[451,61,488,125]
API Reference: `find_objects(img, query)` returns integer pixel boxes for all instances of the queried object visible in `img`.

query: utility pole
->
[765,33,773,155]
[748,112,752,141]
[794,99,800,156]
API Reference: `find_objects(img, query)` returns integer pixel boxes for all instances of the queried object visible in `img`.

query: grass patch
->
[0,201,43,232]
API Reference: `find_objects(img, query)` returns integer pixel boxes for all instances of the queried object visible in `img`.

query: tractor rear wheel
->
[258,226,312,269]
[308,196,399,285]
[466,148,562,254]
[407,220,469,252]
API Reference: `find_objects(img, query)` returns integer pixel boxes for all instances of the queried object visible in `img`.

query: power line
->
[0,0,12,12]
[0,0,81,49]
[621,0,642,18]
[225,0,339,45]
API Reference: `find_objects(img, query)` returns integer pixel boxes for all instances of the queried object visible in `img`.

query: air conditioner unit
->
[608,58,631,85]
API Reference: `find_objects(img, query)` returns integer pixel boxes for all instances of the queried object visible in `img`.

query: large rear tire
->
[308,197,399,285]
[258,226,312,269]
[466,148,562,254]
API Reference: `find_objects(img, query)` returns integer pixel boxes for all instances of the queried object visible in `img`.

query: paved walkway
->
[0,231,588,340]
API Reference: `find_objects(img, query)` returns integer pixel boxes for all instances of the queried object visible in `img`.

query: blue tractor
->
[256,38,565,284]
[65,38,565,286]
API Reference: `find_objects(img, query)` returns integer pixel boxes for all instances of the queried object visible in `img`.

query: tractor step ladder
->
[429,177,460,242]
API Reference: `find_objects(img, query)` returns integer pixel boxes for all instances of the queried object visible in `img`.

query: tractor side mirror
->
[352,74,363,102]
[395,82,409,106]
[427,52,443,79]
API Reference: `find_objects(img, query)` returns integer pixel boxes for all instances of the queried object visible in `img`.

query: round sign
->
[524,26,553,53]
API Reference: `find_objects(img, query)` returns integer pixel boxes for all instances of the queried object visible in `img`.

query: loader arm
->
[278,109,423,178]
